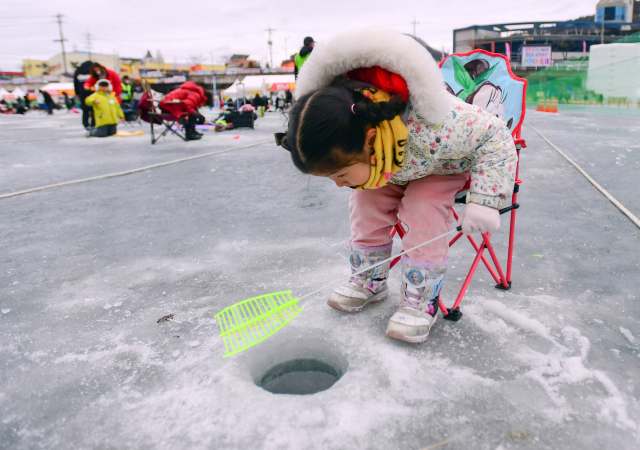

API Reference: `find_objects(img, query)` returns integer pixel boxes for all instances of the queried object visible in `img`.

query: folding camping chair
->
[389,49,527,322]
[138,82,188,144]
[120,99,141,126]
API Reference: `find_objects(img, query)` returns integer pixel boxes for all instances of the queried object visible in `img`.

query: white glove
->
[458,203,500,235]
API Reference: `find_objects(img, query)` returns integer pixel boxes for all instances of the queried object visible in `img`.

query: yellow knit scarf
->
[355,89,408,190]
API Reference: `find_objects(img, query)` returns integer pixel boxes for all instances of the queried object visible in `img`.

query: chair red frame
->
[389,50,527,321]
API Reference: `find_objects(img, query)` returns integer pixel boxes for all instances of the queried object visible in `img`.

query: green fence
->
[525,48,640,110]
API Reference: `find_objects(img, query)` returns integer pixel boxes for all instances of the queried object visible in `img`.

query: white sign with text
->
[522,46,552,67]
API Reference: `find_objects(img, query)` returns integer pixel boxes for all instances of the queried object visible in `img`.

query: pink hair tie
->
[351,104,356,114]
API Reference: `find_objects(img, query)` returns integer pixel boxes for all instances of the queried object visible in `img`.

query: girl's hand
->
[458,203,500,235]
[94,100,100,105]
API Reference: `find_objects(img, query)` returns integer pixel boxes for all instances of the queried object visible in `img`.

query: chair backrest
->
[439,50,527,137]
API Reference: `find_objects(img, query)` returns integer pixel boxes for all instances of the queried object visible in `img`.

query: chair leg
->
[506,197,518,283]
[156,124,172,142]
[468,235,501,284]
[449,230,464,246]
[441,241,488,321]
[481,233,510,289]
[452,241,487,310]
[450,206,502,284]
[389,221,406,269]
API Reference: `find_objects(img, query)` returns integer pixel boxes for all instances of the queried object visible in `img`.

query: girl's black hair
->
[283,78,406,174]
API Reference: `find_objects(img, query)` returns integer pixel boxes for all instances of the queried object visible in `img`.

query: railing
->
[140,67,294,79]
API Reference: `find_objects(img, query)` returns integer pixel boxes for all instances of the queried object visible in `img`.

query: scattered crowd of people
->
[2,47,304,140]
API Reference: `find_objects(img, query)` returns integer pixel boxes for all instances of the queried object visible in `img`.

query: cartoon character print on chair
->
[440,51,526,136]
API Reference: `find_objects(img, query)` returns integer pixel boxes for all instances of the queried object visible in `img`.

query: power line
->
[53,13,68,75]
[0,21,54,27]
[0,15,52,20]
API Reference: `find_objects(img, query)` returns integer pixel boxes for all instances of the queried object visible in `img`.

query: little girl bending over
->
[277,29,517,343]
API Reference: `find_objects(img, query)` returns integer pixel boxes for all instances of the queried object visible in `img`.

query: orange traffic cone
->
[547,97,558,113]
[536,98,545,112]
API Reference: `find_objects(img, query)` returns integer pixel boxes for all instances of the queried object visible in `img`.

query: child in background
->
[131,76,144,112]
[85,80,124,138]
[278,28,517,344]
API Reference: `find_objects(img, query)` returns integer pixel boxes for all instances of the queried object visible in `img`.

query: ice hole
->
[258,358,342,395]
[244,328,348,396]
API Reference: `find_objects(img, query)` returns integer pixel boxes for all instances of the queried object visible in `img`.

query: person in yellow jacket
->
[85,79,124,137]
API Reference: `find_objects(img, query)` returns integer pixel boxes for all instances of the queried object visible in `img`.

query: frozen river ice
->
[1,109,639,449]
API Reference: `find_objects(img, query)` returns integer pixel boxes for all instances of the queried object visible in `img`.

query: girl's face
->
[328,162,371,188]
[316,127,376,188]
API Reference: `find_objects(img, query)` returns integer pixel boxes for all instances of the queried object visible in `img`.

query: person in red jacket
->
[83,62,123,103]
[160,81,207,141]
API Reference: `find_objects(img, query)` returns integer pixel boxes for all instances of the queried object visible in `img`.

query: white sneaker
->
[327,242,392,313]
[386,256,447,343]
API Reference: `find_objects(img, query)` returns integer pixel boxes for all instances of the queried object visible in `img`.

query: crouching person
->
[159,81,207,141]
[85,80,124,138]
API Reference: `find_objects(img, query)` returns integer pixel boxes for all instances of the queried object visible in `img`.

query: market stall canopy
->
[11,87,26,98]
[263,74,295,92]
[0,87,13,100]
[41,82,75,96]
[222,77,266,99]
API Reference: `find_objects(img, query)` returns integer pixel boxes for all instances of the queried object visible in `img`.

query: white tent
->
[41,82,75,95]
[222,77,266,99]
[263,74,295,92]
[11,87,26,98]
[0,87,12,100]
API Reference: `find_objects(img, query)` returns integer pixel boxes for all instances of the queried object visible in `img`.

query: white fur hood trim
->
[295,28,453,123]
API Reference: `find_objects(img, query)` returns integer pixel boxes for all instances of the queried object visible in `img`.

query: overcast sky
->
[1,0,600,71]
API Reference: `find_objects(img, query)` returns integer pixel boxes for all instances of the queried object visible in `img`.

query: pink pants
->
[350,173,470,262]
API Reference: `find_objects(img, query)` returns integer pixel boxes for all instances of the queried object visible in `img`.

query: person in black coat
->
[74,60,95,129]
[62,92,75,111]
[15,97,27,115]
[40,90,55,115]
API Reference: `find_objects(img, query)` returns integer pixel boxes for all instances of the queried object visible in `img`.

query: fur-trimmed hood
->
[295,28,454,123]
[94,78,113,91]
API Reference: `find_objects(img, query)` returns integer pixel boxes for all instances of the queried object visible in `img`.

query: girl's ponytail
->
[352,94,405,125]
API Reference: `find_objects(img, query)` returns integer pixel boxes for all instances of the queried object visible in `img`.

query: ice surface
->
[0,110,639,449]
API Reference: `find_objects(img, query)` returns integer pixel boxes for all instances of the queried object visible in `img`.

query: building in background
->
[48,51,120,77]
[22,60,49,77]
[453,0,640,75]
[596,0,635,23]
[227,54,259,68]
[0,72,24,81]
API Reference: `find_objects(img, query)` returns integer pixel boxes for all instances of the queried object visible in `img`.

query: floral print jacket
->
[390,96,517,209]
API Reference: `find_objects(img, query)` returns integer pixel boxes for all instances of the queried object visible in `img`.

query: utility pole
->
[54,13,68,76]
[85,32,93,61]
[601,14,605,44]
[412,16,419,37]
[284,37,289,60]
[266,25,275,69]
